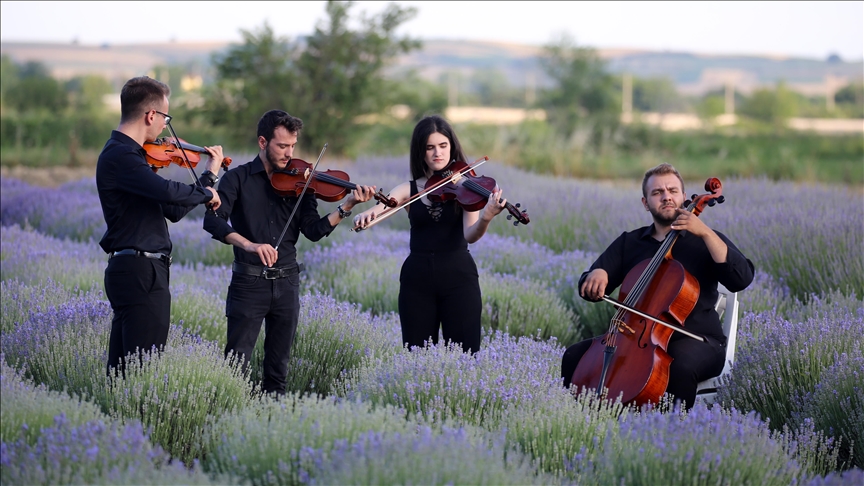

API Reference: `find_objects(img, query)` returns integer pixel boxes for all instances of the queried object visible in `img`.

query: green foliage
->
[0,359,107,445]
[835,81,864,118]
[480,272,581,344]
[740,81,799,125]
[104,332,254,464]
[3,61,68,113]
[537,34,619,148]
[202,393,417,486]
[205,1,420,155]
[632,76,688,113]
[306,427,547,485]
[501,388,625,478]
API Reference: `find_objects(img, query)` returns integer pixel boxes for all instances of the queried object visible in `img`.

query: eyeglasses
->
[153,110,172,125]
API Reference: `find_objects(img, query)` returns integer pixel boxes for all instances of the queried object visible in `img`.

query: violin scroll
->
[687,177,725,217]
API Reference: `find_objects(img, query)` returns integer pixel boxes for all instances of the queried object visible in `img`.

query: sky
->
[1,1,862,60]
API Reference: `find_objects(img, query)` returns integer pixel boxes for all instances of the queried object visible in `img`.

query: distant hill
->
[2,39,861,96]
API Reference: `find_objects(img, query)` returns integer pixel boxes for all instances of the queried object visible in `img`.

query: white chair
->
[694,283,739,405]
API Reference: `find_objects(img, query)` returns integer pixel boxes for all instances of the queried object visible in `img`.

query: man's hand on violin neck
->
[345,185,377,209]
[204,145,224,173]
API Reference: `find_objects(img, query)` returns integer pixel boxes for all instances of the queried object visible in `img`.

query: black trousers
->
[224,270,300,395]
[561,334,727,409]
[398,250,482,354]
[105,255,171,376]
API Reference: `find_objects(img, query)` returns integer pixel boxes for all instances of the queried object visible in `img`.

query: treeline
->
[1,1,862,182]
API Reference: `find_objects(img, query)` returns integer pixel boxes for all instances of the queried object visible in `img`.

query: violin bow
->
[273,143,328,254]
[164,122,206,191]
[351,156,490,233]
[601,295,705,342]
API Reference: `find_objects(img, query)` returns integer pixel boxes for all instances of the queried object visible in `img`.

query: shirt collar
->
[110,130,145,154]
[249,155,266,175]
[639,223,687,241]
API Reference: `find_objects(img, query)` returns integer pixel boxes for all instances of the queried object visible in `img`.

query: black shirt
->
[578,225,755,342]
[96,130,213,255]
[203,156,336,266]
[408,180,467,253]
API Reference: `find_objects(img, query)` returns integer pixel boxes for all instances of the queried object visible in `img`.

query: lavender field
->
[1,157,862,485]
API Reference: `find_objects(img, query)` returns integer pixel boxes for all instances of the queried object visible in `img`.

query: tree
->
[740,82,798,126]
[4,60,67,113]
[537,34,619,146]
[292,1,419,153]
[205,1,419,154]
[65,74,113,113]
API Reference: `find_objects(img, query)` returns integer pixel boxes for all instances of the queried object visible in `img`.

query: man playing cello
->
[562,163,754,409]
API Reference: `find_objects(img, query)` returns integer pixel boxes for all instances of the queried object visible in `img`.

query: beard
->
[263,143,289,173]
[649,204,680,226]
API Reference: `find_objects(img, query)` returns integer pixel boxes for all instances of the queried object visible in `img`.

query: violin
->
[569,178,725,406]
[270,158,397,207]
[143,137,232,173]
[424,160,530,226]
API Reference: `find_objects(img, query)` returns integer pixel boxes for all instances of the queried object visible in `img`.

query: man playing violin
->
[561,163,754,409]
[203,109,376,396]
[97,76,224,377]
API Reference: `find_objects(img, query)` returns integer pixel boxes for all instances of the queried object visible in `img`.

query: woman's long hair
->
[408,115,467,180]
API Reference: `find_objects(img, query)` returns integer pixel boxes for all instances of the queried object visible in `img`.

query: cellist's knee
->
[561,340,592,389]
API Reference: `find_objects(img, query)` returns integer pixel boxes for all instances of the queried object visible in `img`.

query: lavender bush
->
[578,405,811,485]
[1,415,214,485]
[797,350,864,468]
[0,359,107,445]
[340,331,564,428]
[302,228,407,316]
[248,293,402,396]
[1,297,112,402]
[302,427,547,485]
[480,272,581,343]
[0,278,103,334]
[103,330,254,465]
[0,224,105,291]
[202,393,418,486]
[0,177,105,241]
[718,304,864,432]
[500,386,626,479]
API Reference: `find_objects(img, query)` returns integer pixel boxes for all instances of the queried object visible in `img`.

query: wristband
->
[201,170,219,187]
[337,204,352,218]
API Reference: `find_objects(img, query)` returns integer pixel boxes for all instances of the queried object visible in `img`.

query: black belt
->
[109,249,172,266]
[232,261,304,280]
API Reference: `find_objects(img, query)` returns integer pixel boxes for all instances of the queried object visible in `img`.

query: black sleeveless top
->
[408,180,468,253]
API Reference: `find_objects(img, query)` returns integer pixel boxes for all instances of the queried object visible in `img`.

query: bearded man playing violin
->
[97,76,224,377]
[561,163,754,409]
[203,109,376,396]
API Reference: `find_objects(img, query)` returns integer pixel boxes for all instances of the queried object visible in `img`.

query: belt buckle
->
[165,255,173,267]
[263,268,279,280]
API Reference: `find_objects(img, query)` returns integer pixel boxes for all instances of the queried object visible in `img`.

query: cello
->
[569,178,725,406]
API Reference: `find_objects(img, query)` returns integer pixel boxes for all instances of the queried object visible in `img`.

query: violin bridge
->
[613,319,635,334]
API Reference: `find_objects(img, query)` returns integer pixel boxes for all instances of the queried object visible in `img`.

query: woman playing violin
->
[203,109,376,396]
[353,115,507,353]
[562,163,754,409]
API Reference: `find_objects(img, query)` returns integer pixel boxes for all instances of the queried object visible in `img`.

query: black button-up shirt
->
[203,156,336,266]
[578,225,755,342]
[96,130,213,255]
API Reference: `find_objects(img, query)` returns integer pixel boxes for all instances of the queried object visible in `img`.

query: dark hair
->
[257,110,304,142]
[120,76,171,123]
[409,115,467,180]
[642,163,685,198]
